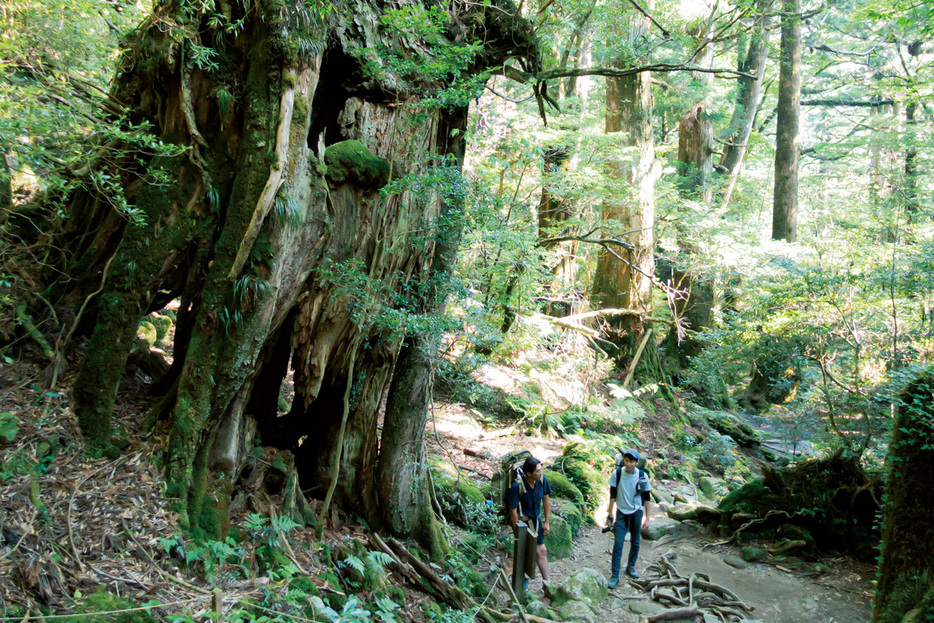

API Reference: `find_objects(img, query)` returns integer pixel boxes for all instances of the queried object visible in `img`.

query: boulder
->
[741,546,768,562]
[551,496,583,536]
[667,502,721,523]
[544,470,585,507]
[557,599,595,623]
[723,555,748,569]
[667,503,700,521]
[698,476,730,500]
[544,514,573,560]
[651,489,674,505]
[548,568,608,611]
[526,600,552,618]
[643,517,676,541]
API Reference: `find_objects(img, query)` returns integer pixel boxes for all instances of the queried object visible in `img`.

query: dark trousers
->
[611,508,642,577]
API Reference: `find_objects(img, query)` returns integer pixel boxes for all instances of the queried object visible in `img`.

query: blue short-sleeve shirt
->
[508,475,552,519]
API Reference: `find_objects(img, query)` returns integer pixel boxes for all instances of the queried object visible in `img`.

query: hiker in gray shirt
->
[605,448,652,588]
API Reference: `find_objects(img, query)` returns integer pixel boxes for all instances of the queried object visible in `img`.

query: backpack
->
[612,448,650,506]
[491,450,532,522]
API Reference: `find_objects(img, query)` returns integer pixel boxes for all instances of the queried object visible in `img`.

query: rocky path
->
[536,515,873,623]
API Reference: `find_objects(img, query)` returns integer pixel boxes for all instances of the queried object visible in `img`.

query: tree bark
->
[592,0,656,357]
[592,64,655,355]
[719,4,770,177]
[772,0,801,242]
[376,109,467,556]
[872,370,934,623]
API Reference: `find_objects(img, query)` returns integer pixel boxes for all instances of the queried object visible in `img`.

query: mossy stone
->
[544,513,573,560]
[65,589,157,623]
[698,476,729,500]
[557,599,595,623]
[137,320,158,348]
[549,568,608,610]
[324,140,391,188]
[544,470,585,506]
[551,496,583,536]
[289,576,320,597]
[741,546,768,562]
[429,460,485,527]
[559,456,606,516]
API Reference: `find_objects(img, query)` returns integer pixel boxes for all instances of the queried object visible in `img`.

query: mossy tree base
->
[718,451,882,561]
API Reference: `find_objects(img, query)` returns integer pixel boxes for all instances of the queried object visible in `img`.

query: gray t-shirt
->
[608,466,652,515]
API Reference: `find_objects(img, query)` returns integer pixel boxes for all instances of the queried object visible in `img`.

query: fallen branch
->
[498,569,530,623]
[623,328,653,389]
[14,303,54,361]
[385,537,473,610]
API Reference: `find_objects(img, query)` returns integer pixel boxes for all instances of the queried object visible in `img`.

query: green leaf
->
[0,413,20,443]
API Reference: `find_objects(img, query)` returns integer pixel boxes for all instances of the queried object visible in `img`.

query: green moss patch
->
[544,470,584,506]
[324,140,391,188]
[544,513,573,560]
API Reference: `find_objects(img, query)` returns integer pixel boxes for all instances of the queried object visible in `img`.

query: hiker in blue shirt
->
[605,448,652,588]
[508,456,552,586]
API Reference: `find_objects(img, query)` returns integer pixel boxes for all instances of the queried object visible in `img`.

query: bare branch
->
[497,63,756,85]
[626,0,670,38]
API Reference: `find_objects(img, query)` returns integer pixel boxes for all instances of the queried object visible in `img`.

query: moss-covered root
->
[873,370,934,623]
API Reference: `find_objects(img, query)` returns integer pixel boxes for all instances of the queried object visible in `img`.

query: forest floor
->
[0,338,877,622]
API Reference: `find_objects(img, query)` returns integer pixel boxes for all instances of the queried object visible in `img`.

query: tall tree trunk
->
[677,103,712,201]
[872,370,934,623]
[592,57,656,355]
[902,100,920,221]
[48,0,538,538]
[772,0,801,242]
[902,40,923,222]
[538,147,571,245]
[719,4,770,177]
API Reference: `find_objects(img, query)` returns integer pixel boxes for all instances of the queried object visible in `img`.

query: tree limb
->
[497,63,756,85]
[801,98,894,107]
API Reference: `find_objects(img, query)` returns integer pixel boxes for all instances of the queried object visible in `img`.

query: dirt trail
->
[430,403,874,621]
[537,517,874,622]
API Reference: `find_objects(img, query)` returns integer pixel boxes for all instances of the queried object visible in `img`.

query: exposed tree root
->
[634,553,754,621]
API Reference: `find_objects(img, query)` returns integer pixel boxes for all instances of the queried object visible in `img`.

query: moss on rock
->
[324,140,391,188]
[429,459,486,528]
[544,513,573,560]
[544,469,585,506]
[551,495,583,536]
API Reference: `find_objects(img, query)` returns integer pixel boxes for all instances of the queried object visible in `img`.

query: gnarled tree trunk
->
[40,0,537,546]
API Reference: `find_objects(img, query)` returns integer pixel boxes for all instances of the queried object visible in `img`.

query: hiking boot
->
[608,575,619,589]
[626,567,640,579]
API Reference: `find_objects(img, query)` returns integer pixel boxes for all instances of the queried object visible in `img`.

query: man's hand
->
[543,520,550,536]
